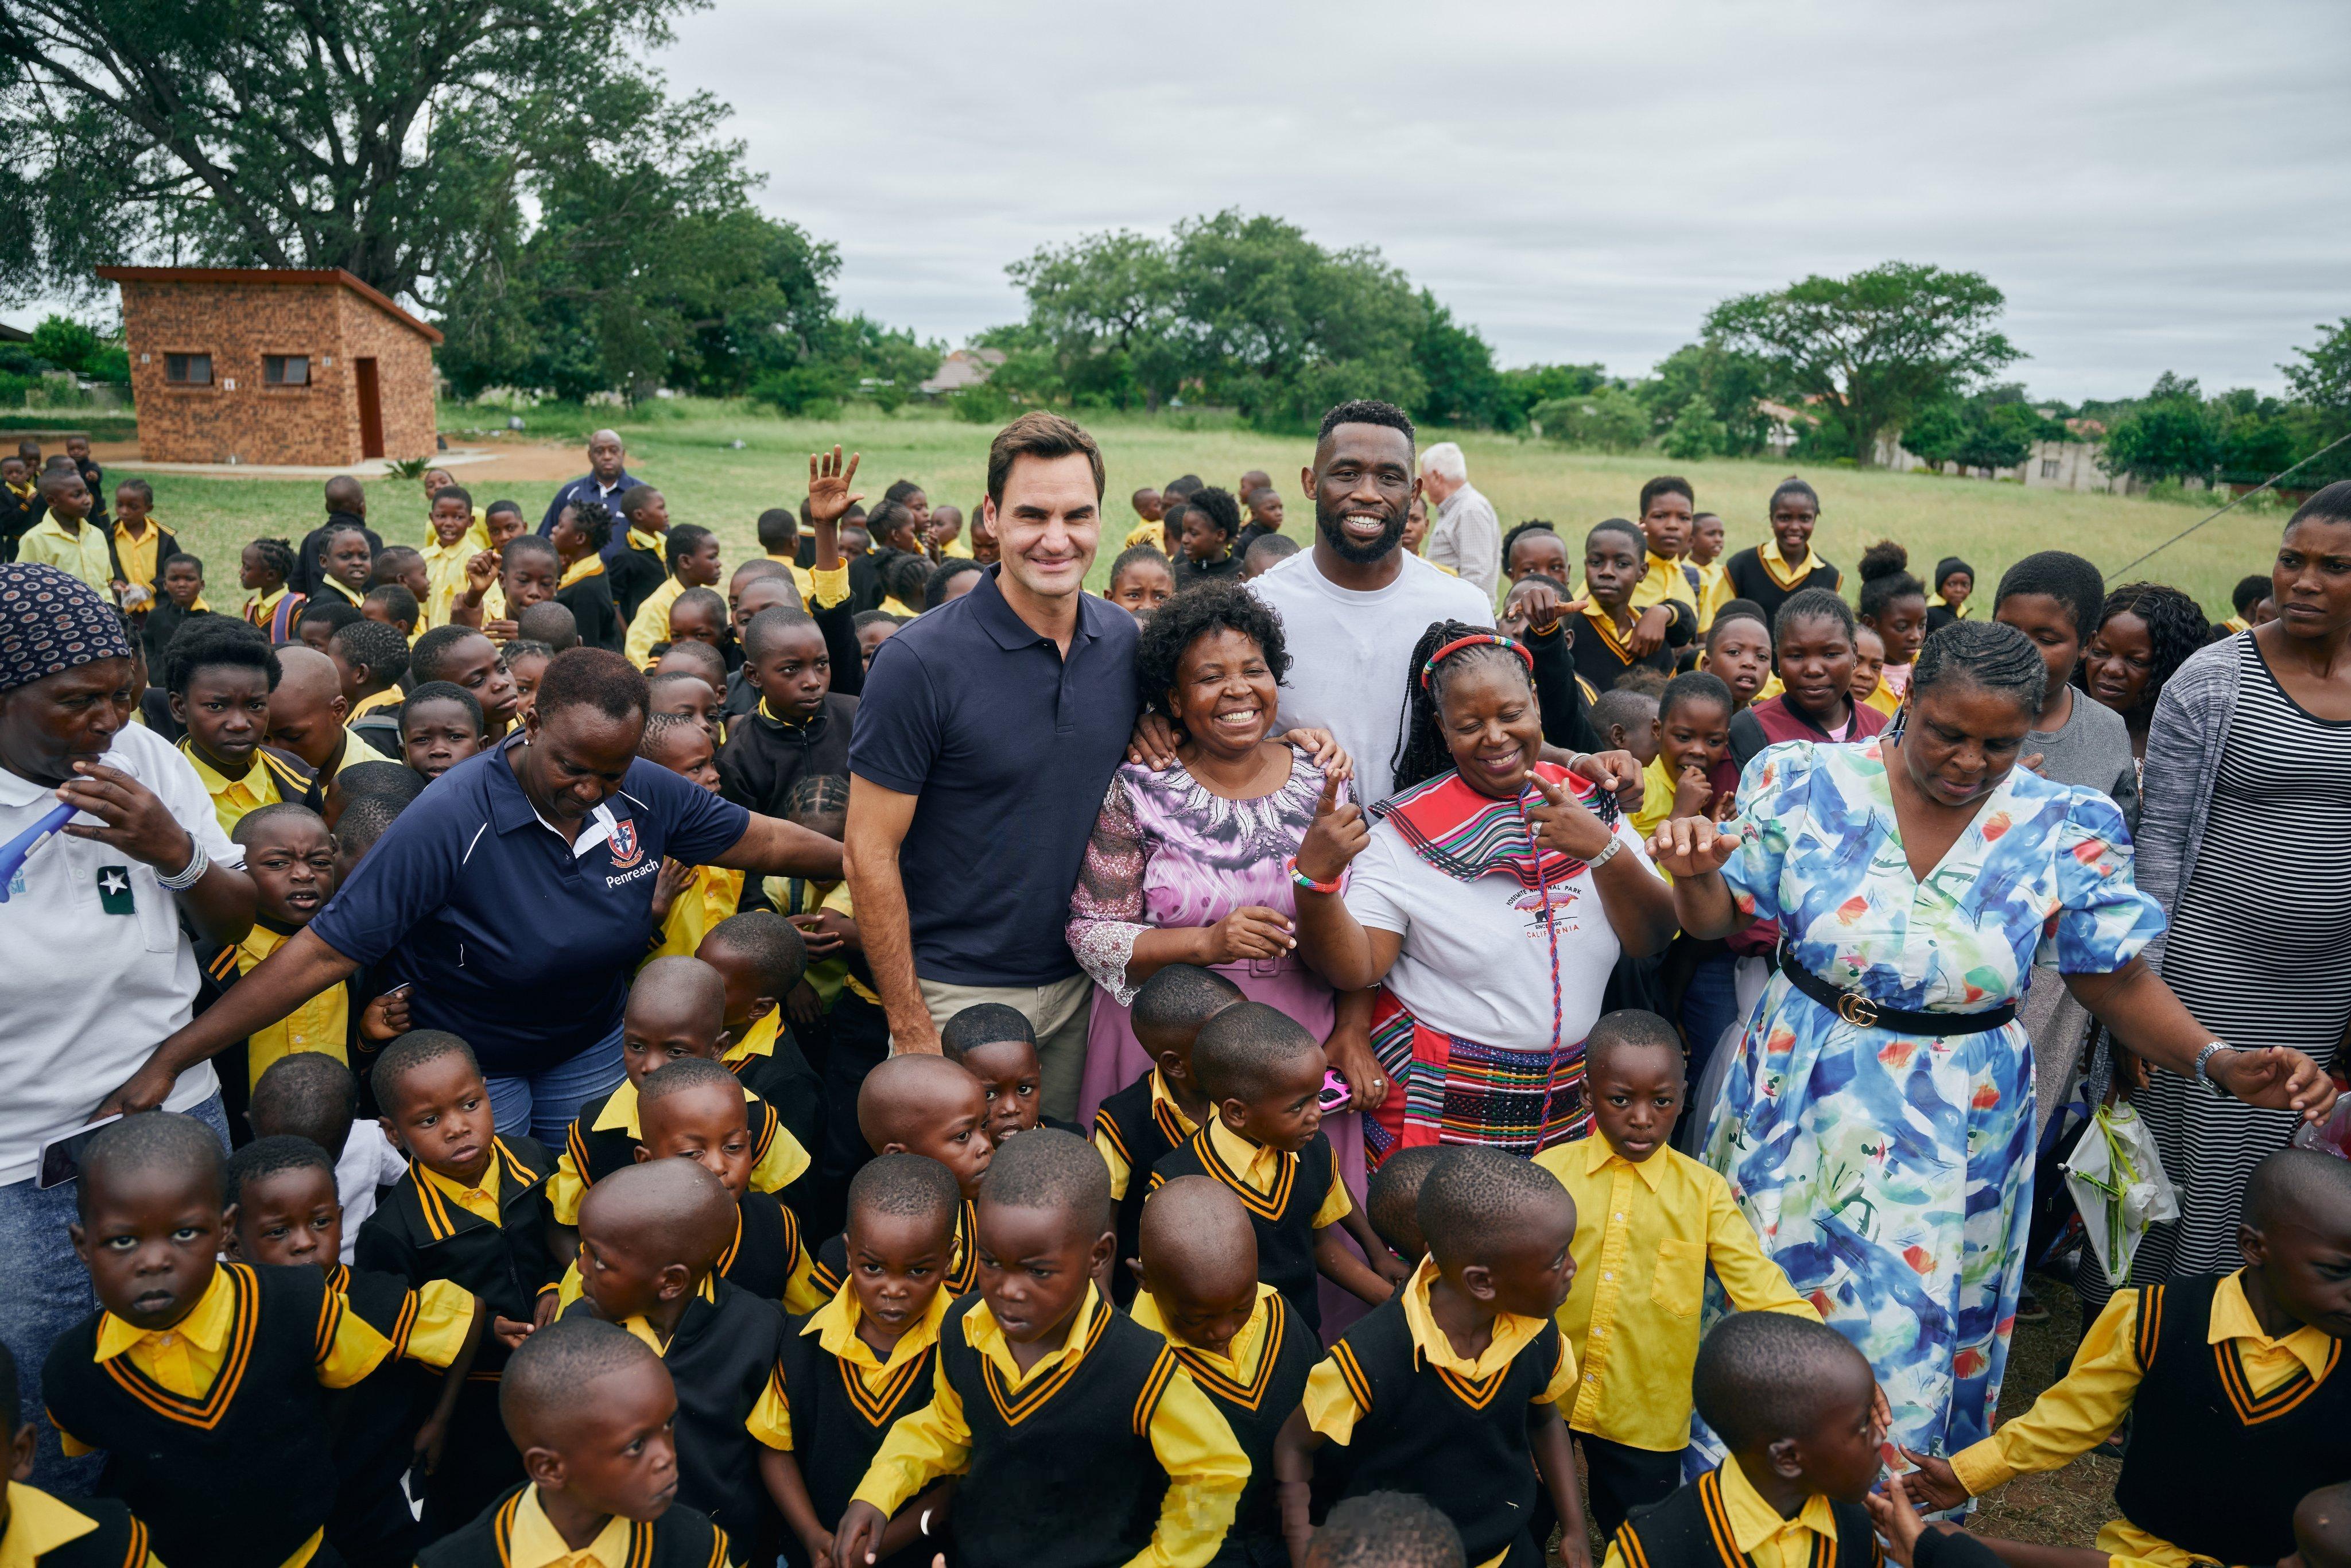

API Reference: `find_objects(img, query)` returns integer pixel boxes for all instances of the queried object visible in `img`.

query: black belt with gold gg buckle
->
[1775,944,2016,1037]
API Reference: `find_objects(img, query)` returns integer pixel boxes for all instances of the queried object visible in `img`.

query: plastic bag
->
[2063,1102,2180,1284]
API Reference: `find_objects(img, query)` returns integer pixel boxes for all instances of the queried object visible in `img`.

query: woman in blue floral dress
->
[1648,621,2336,1480]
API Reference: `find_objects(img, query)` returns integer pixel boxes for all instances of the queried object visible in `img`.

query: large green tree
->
[1003,230,1181,409]
[1704,262,2021,465]
[0,0,711,308]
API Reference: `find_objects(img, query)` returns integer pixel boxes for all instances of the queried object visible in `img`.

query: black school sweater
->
[556,570,624,653]
[559,1282,787,1558]
[717,693,858,818]
[42,1263,342,1568]
[416,1485,731,1568]
[1150,1128,1336,1334]
[351,1137,560,1376]
[1608,1466,1878,1568]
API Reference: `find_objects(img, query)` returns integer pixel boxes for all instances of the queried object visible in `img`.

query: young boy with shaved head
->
[562,1158,797,1562]
[418,1315,729,1567]
[1276,1146,1586,1568]
[808,1054,994,1299]
[1132,1176,1321,1568]
[832,1130,1249,1568]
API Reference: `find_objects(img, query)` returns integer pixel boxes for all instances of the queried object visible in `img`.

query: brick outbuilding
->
[97,266,441,466]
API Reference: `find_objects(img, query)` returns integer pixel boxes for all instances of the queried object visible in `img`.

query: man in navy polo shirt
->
[845,415,1136,1122]
[536,428,642,562]
[118,649,843,1139]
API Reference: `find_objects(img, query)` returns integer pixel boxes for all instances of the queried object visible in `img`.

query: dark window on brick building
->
[165,353,212,385]
[264,355,309,387]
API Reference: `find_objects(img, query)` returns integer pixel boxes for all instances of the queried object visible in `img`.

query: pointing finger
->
[1315,769,1343,817]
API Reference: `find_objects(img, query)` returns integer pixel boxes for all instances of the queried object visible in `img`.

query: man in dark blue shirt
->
[536,428,642,563]
[843,421,1136,1123]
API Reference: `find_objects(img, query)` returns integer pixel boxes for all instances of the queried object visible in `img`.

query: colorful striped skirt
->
[1364,988,1589,1165]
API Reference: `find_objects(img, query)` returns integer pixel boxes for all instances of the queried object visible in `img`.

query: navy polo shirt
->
[308,733,749,1074]
[848,566,1139,987]
[534,469,643,561]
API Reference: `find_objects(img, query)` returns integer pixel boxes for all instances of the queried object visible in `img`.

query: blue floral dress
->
[1701,740,2164,1469]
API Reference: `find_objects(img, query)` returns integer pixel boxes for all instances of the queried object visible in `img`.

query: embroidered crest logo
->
[606,820,643,869]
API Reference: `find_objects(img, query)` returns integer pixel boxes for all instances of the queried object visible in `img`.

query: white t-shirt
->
[0,722,239,1185]
[1341,810,1659,1047]
[1250,550,1496,806]
[336,1121,410,1262]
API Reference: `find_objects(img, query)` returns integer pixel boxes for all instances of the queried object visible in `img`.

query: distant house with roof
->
[920,347,1006,397]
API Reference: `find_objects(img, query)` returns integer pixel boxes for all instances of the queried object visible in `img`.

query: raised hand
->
[1525,771,1615,861]
[1646,813,1743,879]
[1569,749,1644,812]
[463,549,501,593]
[806,447,865,527]
[1277,727,1353,783]
[1205,906,1296,963]
[1294,769,1368,884]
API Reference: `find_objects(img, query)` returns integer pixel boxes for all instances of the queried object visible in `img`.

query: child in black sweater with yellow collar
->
[45,1113,395,1568]
[0,1341,157,1568]
[418,1315,731,1567]
[1276,1145,1585,1568]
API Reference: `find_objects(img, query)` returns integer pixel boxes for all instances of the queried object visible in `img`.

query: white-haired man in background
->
[1417,441,1500,597]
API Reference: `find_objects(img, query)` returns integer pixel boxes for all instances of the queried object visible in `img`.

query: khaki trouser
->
[916,971,1093,1124]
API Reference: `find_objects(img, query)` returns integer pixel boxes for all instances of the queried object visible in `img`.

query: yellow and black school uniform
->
[624,575,692,668]
[199,918,350,1088]
[1568,597,1694,697]
[107,517,177,604]
[1947,1269,2350,1568]
[1134,1282,1318,1567]
[556,553,624,655]
[720,1007,824,1169]
[42,1261,393,1568]
[1532,1136,1815,1537]
[418,534,477,631]
[1303,1256,1578,1568]
[313,576,364,608]
[1149,1120,1351,1334]
[1093,1069,1202,1306]
[849,1283,1248,1568]
[414,1485,731,1568]
[608,531,667,626]
[1723,541,1842,627]
[1598,1459,1877,1568]
[351,1136,561,1538]
[806,1198,980,1302]
[548,1078,810,1227]
[1628,551,1701,621]
[176,738,319,841]
[647,861,747,965]
[773,1284,952,1568]
[553,1187,822,1317]
[243,586,307,643]
[321,1262,478,1568]
[0,1480,159,1568]
[1691,557,1733,634]
[559,1276,792,1563]
[0,479,44,561]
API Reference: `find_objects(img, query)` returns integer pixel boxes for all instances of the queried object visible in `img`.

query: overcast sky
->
[661,0,2350,402]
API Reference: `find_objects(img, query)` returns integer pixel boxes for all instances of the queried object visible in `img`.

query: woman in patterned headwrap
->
[0,562,255,1488]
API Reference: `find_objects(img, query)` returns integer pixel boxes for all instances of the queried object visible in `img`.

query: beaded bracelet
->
[1286,856,1341,895]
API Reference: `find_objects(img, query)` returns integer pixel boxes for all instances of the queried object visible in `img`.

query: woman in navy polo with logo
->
[103,649,844,1139]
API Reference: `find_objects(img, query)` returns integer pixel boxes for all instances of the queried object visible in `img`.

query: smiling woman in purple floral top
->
[1068,581,1384,1158]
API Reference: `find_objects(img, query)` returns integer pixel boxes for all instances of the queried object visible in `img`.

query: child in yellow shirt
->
[1533,1011,1815,1536]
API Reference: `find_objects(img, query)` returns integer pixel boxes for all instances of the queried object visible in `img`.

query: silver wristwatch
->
[2193,1040,2237,1098]
[1586,836,1624,871]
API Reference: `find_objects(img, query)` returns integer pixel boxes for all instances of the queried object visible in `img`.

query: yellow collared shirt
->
[1096,1070,1201,1202]
[112,520,164,590]
[1206,1119,1352,1228]
[1628,755,1683,848]
[15,517,114,595]
[778,1280,956,1449]
[1861,680,1902,719]
[348,686,403,724]
[1531,1138,1814,1450]
[420,1156,504,1227]
[0,1480,163,1568]
[317,578,365,607]
[646,863,746,964]
[1124,520,1167,552]
[808,562,851,611]
[549,1079,809,1225]
[1629,551,1700,616]
[1134,1281,1282,1389]
[507,1484,633,1568]
[1302,1256,1575,1449]
[1692,557,1733,632]
[420,536,476,630]
[815,880,883,1006]
[851,1285,1248,1568]
[624,577,690,667]
[1950,1269,2333,1568]
[375,1275,478,1370]
[1647,1457,1844,1568]
[177,739,292,842]
[245,586,294,630]
[232,925,348,1087]
[1755,538,1821,592]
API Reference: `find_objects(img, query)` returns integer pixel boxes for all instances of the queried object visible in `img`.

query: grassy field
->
[127,399,2280,612]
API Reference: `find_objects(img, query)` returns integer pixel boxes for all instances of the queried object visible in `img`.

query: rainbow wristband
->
[1287,856,1341,895]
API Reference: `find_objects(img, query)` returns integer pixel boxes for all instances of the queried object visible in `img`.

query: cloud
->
[661,0,2351,399]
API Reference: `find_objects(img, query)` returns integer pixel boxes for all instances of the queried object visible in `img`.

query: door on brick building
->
[355,359,383,459]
